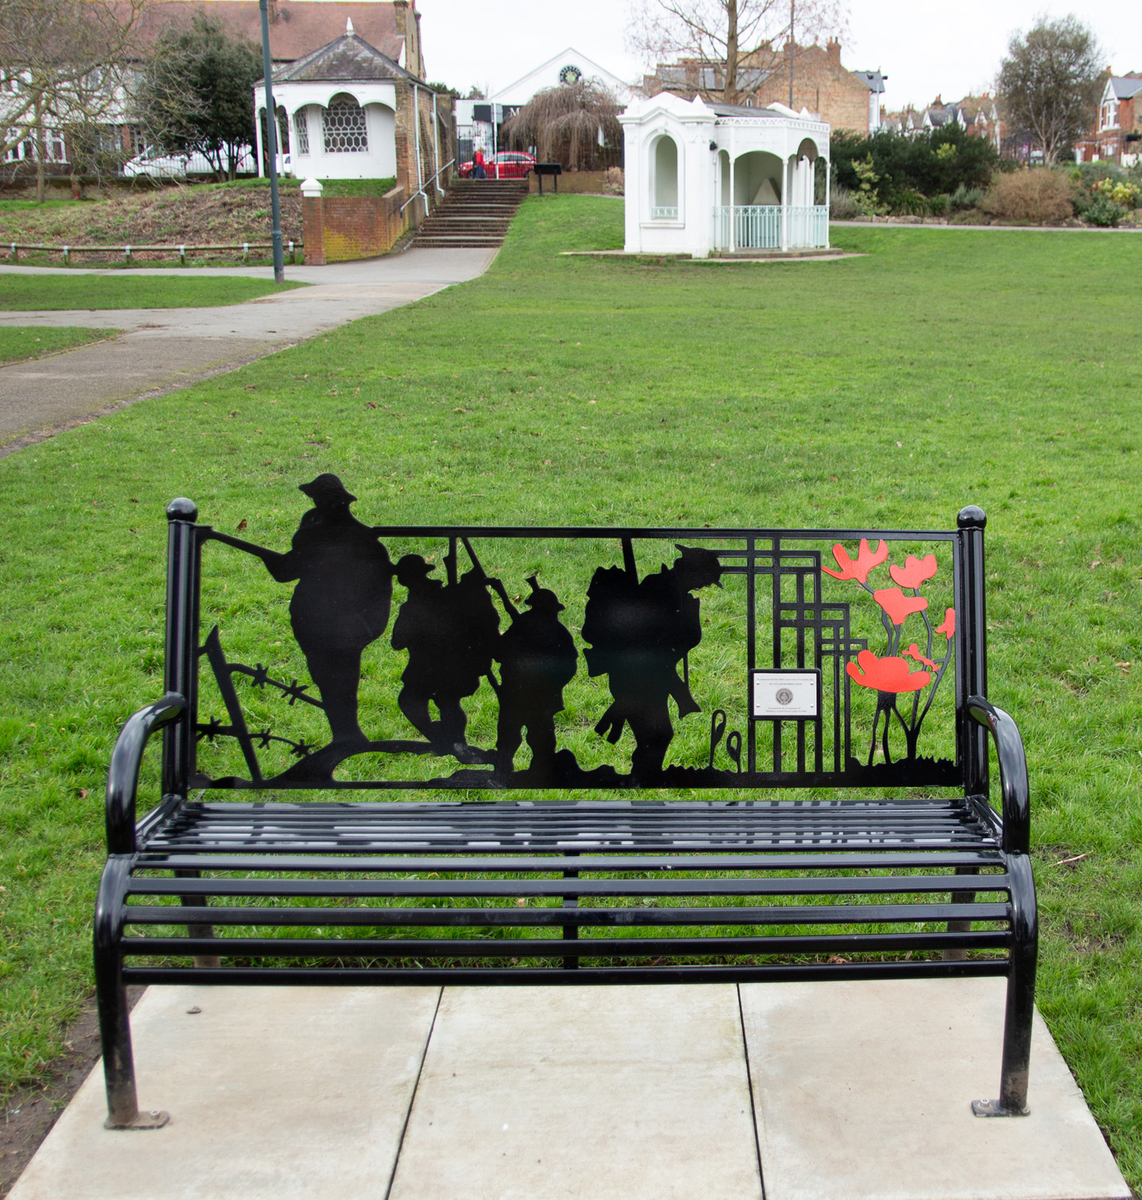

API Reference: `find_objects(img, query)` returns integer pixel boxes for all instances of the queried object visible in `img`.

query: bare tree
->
[997,15,1103,166]
[502,81,623,171]
[0,0,147,200]
[627,0,848,106]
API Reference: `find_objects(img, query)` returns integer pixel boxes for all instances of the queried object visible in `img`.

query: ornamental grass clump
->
[981,168,1075,224]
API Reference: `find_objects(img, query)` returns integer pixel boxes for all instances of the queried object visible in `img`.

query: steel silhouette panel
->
[192,477,962,789]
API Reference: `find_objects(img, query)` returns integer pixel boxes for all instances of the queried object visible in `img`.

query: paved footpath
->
[0,248,497,453]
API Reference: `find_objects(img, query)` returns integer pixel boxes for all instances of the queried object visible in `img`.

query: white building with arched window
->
[254,23,448,195]
[619,91,830,258]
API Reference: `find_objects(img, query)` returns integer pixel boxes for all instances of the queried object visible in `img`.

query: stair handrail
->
[401,158,456,216]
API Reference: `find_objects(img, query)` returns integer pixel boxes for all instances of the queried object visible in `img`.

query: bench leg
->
[973,853,1037,1117]
[942,865,979,961]
[175,868,221,969]
[94,857,170,1129]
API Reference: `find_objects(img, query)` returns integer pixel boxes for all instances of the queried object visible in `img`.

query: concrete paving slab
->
[389,985,762,1200]
[8,985,440,1200]
[740,978,1130,1200]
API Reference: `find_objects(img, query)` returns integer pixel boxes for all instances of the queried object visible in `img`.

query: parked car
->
[121,146,291,179]
[459,151,536,179]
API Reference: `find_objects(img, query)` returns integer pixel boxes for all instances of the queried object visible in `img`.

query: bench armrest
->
[105,693,185,855]
[967,697,1030,856]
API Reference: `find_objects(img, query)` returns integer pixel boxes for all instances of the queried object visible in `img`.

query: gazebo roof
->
[708,102,787,120]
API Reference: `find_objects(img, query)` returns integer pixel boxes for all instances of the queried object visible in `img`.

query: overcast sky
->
[415,0,1142,111]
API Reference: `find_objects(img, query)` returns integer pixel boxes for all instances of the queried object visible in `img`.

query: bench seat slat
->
[131,874,1010,900]
[146,811,999,852]
[122,960,1012,986]
[124,900,1010,927]
[133,850,1006,873]
[121,930,1013,958]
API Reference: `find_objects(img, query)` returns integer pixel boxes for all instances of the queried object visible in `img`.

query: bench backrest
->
[160,484,990,798]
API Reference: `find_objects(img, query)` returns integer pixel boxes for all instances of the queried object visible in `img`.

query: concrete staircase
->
[413,178,528,249]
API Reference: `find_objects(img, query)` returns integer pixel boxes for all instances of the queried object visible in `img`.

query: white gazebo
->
[619,92,831,258]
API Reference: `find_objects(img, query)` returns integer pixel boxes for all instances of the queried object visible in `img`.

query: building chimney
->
[826,38,841,62]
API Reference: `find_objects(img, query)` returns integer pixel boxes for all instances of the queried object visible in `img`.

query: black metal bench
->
[95,479,1036,1129]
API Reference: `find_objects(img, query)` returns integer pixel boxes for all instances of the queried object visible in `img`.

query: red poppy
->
[846,649,931,693]
[889,553,938,589]
[874,587,929,626]
[823,539,889,584]
[936,608,955,638]
[903,643,937,669]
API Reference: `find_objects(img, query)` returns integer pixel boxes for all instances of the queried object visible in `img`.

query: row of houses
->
[3,0,1140,187]
[1075,73,1142,167]
[1,0,447,199]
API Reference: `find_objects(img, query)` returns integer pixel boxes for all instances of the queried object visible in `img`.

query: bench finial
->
[957,505,986,529]
[166,498,198,522]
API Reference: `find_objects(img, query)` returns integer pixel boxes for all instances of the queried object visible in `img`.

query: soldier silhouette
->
[492,576,578,780]
[214,474,394,750]
[582,543,722,781]
[391,549,500,760]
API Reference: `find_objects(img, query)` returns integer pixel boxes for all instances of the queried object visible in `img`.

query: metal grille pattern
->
[293,109,309,155]
[323,97,367,153]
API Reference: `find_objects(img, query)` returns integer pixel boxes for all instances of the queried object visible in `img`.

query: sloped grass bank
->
[0,274,305,310]
[0,198,1139,1181]
[0,327,119,365]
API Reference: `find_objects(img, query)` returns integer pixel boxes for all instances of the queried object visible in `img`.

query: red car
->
[460,151,536,179]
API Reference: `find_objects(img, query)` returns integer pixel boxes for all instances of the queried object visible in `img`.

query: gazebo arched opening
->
[727,150,783,249]
[815,156,829,206]
[324,94,369,154]
[650,134,679,219]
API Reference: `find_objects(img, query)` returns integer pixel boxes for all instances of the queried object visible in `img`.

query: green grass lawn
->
[0,198,1139,1181]
[0,274,307,311]
[0,326,120,365]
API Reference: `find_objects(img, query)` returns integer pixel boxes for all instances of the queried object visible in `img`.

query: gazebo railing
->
[712,205,828,251]
[787,205,829,249]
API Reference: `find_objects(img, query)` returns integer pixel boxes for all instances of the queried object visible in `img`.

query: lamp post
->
[258,0,285,283]
[788,0,795,110]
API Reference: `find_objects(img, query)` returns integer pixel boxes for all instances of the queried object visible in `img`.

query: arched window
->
[651,135,678,219]
[323,95,368,153]
[294,108,310,155]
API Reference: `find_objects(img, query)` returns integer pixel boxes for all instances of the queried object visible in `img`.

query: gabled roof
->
[124,1,404,64]
[853,70,886,94]
[273,29,419,83]
[1109,75,1142,100]
[491,46,635,104]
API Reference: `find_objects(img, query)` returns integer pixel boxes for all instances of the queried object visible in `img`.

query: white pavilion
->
[619,92,831,257]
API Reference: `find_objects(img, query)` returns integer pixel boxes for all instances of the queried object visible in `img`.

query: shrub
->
[927,193,950,218]
[1085,194,1124,227]
[950,183,984,211]
[1091,176,1140,208]
[890,186,927,216]
[829,183,861,219]
[603,166,624,195]
[852,156,887,215]
[831,126,999,206]
[981,168,1075,224]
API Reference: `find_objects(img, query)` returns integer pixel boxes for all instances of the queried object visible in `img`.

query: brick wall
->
[302,186,417,264]
[527,170,621,194]
[393,82,453,198]
[755,42,871,134]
